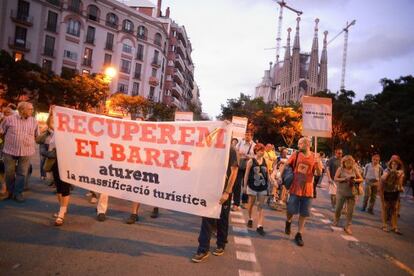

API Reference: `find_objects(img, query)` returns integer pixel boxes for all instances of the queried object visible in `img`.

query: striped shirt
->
[0,114,39,156]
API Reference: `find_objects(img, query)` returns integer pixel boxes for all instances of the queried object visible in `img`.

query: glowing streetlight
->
[104,66,117,81]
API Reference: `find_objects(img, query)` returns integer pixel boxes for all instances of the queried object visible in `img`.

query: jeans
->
[197,194,232,253]
[3,153,31,196]
[362,184,378,211]
[334,194,355,226]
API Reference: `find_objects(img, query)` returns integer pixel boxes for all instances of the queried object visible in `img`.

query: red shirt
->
[288,152,317,197]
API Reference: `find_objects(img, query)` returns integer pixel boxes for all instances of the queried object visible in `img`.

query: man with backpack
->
[283,137,322,246]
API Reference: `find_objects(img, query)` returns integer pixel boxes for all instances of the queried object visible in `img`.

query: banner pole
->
[314,136,318,153]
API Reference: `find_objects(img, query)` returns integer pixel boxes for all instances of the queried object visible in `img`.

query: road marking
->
[320,219,331,224]
[312,212,324,217]
[231,218,246,224]
[232,211,243,216]
[236,251,257,262]
[239,269,261,276]
[234,236,252,246]
[310,207,316,211]
[340,235,358,242]
[233,226,248,233]
[384,254,414,276]
[331,226,343,232]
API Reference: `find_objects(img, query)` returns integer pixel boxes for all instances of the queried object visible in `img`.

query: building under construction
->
[255,17,328,105]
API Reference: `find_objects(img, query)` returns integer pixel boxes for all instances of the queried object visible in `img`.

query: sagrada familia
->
[255,18,328,105]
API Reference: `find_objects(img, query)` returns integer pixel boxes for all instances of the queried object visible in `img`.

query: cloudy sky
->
[156,0,414,118]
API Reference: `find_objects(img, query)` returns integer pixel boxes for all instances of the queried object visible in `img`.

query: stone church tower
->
[255,18,328,105]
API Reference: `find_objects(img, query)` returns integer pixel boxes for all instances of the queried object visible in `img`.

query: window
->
[68,0,81,13]
[44,35,55,57]
[134,63,141,79]
[104,54,111,65]
[149,87,155,100]
[136,44,144,60]
[17,0,30,20]
[120,59,131,74]
[105,33,114,50]
[152,50,159,64]
[86,26,95,44]
[66,19,80,36]
[14,26,27,46]
[137,26,147,40]
[61,66,77,79]
[83,48,93,66]
[46,11,58,32]
[151,68,157,77]
[132,82,139,96]
[154,33,162,46]
[47,0,61,6]
[87,5,99,21]
[122,43,132,54]
[118,83,128,93]
[42,59,52,72]
[106,13,118,28]
[63,50,78,60]
[122,20,134,33]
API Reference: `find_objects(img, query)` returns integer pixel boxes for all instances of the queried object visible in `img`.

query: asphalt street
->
[1,160,414,276]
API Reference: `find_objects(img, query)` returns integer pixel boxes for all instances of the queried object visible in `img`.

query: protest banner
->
[174,111,193,122]
[53,106,233,218]
[302,96,332,138]
[231,116,248,141]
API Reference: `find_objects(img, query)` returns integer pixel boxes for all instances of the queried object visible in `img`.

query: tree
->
[147,102,176,121]
[108,93,150,119]
[271,106,302,148]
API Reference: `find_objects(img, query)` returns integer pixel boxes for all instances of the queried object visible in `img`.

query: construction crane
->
[274,1,303,64]
[328,20,356,90]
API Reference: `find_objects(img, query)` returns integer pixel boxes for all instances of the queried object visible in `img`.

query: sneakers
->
[344,226,353,235]
[367,209,374,215]
[126,214,139,224]
[97,213,106,222]
[14,194,25,203]
[212,247,225,256]
[247,219,253,228]
[150,207,159,218]
[294,232,304,246]
[256,226,265,236]
[285,221,291,235]
[191,251,210,263]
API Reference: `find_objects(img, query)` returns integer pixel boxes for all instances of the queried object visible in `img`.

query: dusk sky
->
[156,0,414,118]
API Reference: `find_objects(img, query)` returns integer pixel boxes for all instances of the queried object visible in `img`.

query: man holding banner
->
[192,146,239,263]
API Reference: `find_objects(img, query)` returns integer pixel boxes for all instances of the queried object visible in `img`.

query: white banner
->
[231,116,248,141]
[302,96,332,138]
[54,106,233,218]
[174,111,193,122]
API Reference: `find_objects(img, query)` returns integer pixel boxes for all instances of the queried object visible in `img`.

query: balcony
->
[46,0,62,6]
[171,96,182,109]
[175,55,185,72]
[177,39,186,54]
[172,83,183,97]
[8,37,30,52]
[105,21,118,30]
[105,43,113,51]
[173,69,184,85]
[151,59,161,68]
[10,10,33,27]
[137,34,147,41]
[82,58,92,67]
[133,72,141,80]
[68,4,82,14]
[149,76,159,86]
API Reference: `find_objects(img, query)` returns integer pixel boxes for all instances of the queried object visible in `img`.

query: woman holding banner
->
[243,143,270,236]
[37,108,71,226]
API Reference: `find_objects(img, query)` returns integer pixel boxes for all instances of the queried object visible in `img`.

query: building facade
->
[255,18,328,105]
[0,0,199,111]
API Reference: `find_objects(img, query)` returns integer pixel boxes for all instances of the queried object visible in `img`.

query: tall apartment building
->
[0,0,200,111]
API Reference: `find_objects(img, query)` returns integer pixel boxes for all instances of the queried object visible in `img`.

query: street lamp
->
[104,66,117,83]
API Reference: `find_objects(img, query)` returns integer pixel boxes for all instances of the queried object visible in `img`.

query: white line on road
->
[236,251,257,262]
[231,211,243,216]
[331,226,343,232]
[320,219,331,224]
[310,208,316,211]
[234,236,252,246]
[312,212,324,217]
[231,218,246,224]
[340,235,359,242]
[239,269,261,276]
[233,226,248,233]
